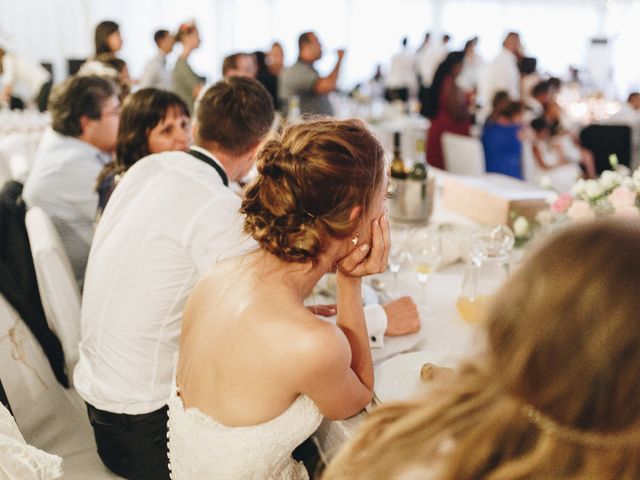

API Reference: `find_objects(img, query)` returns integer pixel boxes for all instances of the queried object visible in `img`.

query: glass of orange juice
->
[457,226,514,324]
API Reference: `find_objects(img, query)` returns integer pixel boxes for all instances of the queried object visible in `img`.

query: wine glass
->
[388,227,412,296]
[411,227,442,310]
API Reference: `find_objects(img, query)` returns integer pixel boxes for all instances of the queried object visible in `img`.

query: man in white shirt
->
[75,77,272,480]
[139,30,175,90]
[417,33,450,89]
[76,77,419,479]
[23,75,120,288]
[384,37,417,102]
[479,32,523,120]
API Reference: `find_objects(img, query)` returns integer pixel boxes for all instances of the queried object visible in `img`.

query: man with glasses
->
[23,75,120,288]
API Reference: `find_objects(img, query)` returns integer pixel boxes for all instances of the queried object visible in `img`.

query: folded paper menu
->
[440,173,548,226]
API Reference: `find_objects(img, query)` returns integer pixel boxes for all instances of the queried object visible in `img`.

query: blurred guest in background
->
[222,52,257,78]
[255,42,285,109]
[480,32,523,119]
[526,116,582,191]
[93,55,132,101]
[279,31,343,116]
[172,21,205,113]
[485,90,511,124]
[94,20,122,57]
[139,29,175,90]
[0,47,51,111]
[95,88,190,217]
[23,75,120,287]
[425,51,472,170]
[384,37,416,103]
[415,31,431,57]
[417,33,450,91]
[525,80,552,121]
[607,92,640,169]
[457,36,483,96]
[324,219,640,480]
[482,99,525,179]
[81,20,131,99]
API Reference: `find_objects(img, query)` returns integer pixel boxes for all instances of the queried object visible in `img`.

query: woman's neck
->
[252,250,332,303]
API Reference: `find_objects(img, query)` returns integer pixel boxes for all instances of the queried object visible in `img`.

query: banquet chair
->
[0,153,11,188]
[579,124,632,174]
[25,207,81,379]
[442,132,485,175]
[67,59,85,76]
[0,294,121,479]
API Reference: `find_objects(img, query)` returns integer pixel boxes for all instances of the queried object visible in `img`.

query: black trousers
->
[86,403,170,480]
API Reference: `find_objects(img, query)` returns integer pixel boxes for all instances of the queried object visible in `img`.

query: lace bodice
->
[167,378,322,480]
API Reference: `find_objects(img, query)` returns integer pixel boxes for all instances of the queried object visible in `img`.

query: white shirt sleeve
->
[364,303,388,348]
[318,303,388,349]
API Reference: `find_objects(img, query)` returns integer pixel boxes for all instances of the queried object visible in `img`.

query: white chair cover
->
[25,206,81,378]
[0,295,121,479]
[442,133,486,176]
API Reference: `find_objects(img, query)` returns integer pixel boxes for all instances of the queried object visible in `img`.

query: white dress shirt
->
[385,49,417,91]
[417,42,448,87]
[23,130,110,287]
[479,48,520,112]
[75,148,388,415]
[139,52,171,90]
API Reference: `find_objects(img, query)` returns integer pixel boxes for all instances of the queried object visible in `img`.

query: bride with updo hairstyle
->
[169,118,390,479]
[243,119,387,264]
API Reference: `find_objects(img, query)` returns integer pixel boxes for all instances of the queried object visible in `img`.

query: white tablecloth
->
[313,204,484,463]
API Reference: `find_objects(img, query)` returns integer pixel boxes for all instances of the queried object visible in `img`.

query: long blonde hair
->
[323,220,640,479]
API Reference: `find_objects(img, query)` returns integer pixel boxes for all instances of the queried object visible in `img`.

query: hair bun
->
[242,118,385,265]
[258,140,294,179]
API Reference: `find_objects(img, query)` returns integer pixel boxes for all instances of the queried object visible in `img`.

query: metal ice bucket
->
[388,174,435,225]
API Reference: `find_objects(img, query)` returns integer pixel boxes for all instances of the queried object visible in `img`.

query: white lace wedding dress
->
[167,377,323,479]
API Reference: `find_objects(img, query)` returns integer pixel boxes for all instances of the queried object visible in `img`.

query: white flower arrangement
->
[512,156,640,245]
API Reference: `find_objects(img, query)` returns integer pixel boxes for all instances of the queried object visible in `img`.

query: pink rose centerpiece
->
[512,164,640,244]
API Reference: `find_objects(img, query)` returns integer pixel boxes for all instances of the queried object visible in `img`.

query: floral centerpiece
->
[512,156,640,245]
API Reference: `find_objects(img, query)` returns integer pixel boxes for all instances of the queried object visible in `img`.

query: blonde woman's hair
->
[323,219,640,480]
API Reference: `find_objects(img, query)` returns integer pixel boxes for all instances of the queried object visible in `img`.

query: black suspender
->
[187,149,229,187]
[0,377,11,415]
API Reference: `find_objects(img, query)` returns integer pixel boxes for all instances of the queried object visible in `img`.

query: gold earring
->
[351,232,359,246]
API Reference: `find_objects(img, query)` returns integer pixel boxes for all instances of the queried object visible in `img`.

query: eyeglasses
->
[101,107,121,118]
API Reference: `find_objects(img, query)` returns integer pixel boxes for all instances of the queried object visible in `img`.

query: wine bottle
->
[390,132,407,179]
[408,161,427,180]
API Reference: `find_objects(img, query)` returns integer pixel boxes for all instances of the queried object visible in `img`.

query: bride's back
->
[177,253,323,427]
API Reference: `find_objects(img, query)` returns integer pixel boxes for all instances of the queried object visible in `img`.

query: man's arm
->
[312,296,420,348]
[314,50,345,94]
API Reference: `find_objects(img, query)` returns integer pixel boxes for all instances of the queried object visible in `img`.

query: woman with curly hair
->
[168,118,390,479]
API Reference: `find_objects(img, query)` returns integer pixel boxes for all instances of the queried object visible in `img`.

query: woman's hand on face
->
[337,214,390,278]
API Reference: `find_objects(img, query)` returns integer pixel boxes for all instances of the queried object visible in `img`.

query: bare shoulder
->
[285,311,352,379]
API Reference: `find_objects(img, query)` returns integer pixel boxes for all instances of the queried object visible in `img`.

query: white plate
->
[373,350,457,403]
